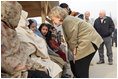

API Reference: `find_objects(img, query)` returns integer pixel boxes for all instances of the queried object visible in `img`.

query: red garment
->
[49,40,60,50]
[49,39,66,61]
[56,50,66,61]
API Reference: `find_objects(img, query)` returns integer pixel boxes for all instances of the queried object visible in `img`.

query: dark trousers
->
[70,43,97,78]
[28,70,51,78]
[98,36,113,62]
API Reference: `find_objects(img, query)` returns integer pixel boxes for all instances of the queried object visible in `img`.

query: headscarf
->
[28,19,43,37]
[1,1,27,76]
[1,1,22,29]
[16,10,48,58]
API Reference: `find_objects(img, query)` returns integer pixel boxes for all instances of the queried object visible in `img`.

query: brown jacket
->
[62,15,103,60]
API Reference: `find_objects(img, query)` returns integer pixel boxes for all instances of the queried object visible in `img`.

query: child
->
[49,33,67,61]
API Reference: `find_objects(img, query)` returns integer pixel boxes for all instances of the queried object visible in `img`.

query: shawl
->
[16,10,62,77]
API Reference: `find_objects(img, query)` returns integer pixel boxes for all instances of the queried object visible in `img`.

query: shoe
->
[109,62,113,65]
[97,61,105,64]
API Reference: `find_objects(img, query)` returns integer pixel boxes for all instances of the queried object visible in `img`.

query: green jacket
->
[62,15,103,60]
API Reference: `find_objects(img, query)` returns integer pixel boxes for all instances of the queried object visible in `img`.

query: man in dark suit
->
[94,10,115,65]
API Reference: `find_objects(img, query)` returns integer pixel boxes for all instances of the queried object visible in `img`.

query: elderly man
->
[94,10,115,65]
[84,11,93,25]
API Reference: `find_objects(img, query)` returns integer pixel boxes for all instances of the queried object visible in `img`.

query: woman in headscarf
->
[16,10,62,78]
[1,1,51,78]
[1,1,26,77]
[28,19,43,37]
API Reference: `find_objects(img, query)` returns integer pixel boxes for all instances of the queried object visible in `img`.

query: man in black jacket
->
[94,10,115,65]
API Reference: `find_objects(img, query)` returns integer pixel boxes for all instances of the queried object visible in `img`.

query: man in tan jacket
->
[48,6,103,78]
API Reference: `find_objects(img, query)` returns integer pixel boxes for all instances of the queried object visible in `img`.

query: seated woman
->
[1,1,50,78]
[28,19,42,37]
[28,19,36,32]
[38,23,71,77]
[38,23,60,56]
[16,10,62,78]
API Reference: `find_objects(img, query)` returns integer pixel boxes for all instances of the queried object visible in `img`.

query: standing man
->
[94,10,115,65]
[84,11,93,25]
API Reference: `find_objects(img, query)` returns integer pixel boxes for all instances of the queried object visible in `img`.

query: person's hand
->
[58,47,61,50]
[56,54,60,57]
[73,47,77,64]
[41,66,49,75]
[11,63,26,78]
[15,62,26,71]
[73,54,76,64]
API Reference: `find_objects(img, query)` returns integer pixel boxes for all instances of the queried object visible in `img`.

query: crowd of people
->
[1,1,116,78]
